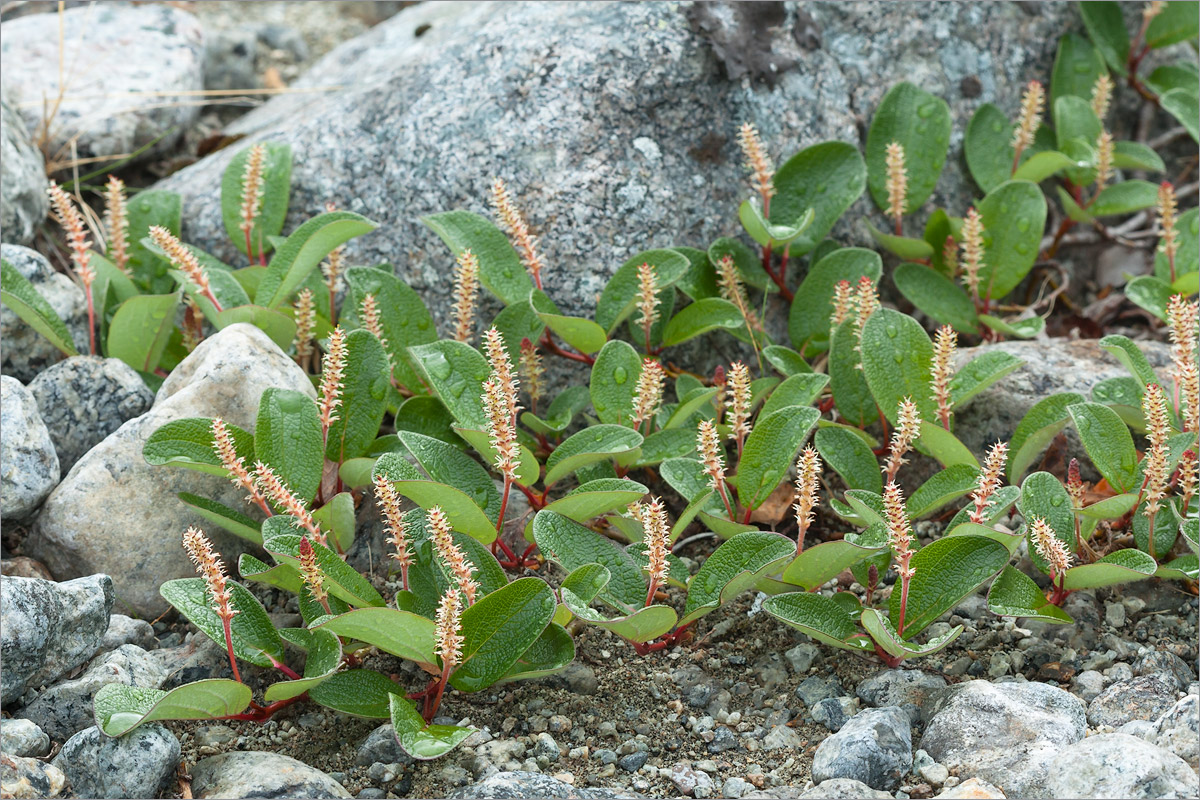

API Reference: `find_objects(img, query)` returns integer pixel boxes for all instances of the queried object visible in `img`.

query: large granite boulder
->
[0,375,59,521]
[0,96,47,246]
[0,244,88,383]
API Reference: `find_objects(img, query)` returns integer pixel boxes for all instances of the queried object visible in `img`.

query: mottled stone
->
[855,669,946,723]
[0,754,65,799]
[0,3,204,163]
[798,779,891,799]
[0,244,88,382]
[1087,675,1178,729]
[1133,650,1196,693]
[355,723,413,767]
[191,751,351,799]
[0,719,48,758]
[0,573,112,705]
[932,778,1006,799]
[1044,733,1199,799]
[28,356,153,472]
[1150,694,1199,767]
[447,769,632,798]
[920,680,1086,798]
[98,613,157,652]
[29,324,314,618]
[0,376,59,520]
[54,724,180,799]
[16,644,167,740]
[0,98,47,246]
[811,707,912,791]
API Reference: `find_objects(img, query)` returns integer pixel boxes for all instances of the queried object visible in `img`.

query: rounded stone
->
[0,375,59,520]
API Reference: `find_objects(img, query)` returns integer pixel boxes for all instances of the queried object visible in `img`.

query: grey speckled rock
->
[355,723,414,767]
[1087,674,1178,729]
[28,356,153,473]
[855,669,946,723]
[1045,733,1199,799]
[0,754,65,799]
[811,706,912,791]
[191,751,351,799]
[448,770,638,799]
[1152,694,1199,766]
[797,779,892,799]
[53,724,180,799]
[919,679,1086,798]
[16,644,166,740]
[28,324,314,618]
[0,244,88,382]
[152,1,1069,374]
[0,573,113,705]
[0,3,204,163]
[1,98,47,246]
[98,613,157,653]
[0,718,49,758]
[0,376,59,520]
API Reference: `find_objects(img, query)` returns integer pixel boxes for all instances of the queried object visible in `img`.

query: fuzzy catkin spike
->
[182,527,238,620]
[1144,1,1165,23]
[727,362,752,445]
[882,482,916,580]
[793,445,821,552]
[831,279,856,327]
[292,288,316,360]
[1011,80,1045,156]
[1090,74,1114,120]
[1066,458,1086,508]
[642,497,670,600]
[1178,449,1198,512]
[317,327,347,432]
[519,337,544,412]
[885,141,908,226]
[298,535,329,608]
[1158,182,1180,281]
[239,144,266,236]
[359,293,388,351]
[490,178,545,287]
[717,255,762,333]
[1029,516,1071,578]
[931,325,957,430]
[697,419,726,492]
[435,588,464,669]
[960,208,986,303]
[636,261,660,345]
[374,474,412,574]
[211,417,270,511]
[47,181,94,287]
[851,276,879,345]
[452,249,481,343]
[104,175,131,275]
[428,506,479,604]
[632,359,665,428]
[737,122,775,202]
[1095,131,1115,190]
[1142,383,1171,515]
[970,442,1008,524]
[482,327,521,480]
[253,462,324,543]
[149,225,220,309]
[883,398,922,481]
[942,235,959,276]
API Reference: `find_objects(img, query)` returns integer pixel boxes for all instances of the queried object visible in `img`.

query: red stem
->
[220,615,242,684]
[425,663,453,722]
[226,695,303,721]
[540,330,594,364]
[84,282,96,355]
[497,476,512,535]
[895,562,912,637]
[715,481,736,521]
[268,655,302,681]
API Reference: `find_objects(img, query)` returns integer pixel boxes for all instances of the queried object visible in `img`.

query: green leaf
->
[672,246,719,301]
[213,305,296,350]
[1160,88,1199,142]
[986,566,1073,623]
[389,693,474,760]
[779,526,889,590]
[264,629,342,702]
[1062,548,1159,590]
[814,426,882,494]
[866,82,951,214]
[1079,492,1138,520]
[1052,32,1108,105]
[1008,393,1086,481]
[309,670,401,718]
[631,429,695,467]
[1113,141,1165,173]
[542,479,648,524]
[828,320,878,428]
[662,298,746,346]
[313,607,437,667]
[977,314,1046,340]
[590,340,642,425]
[868,224,936,261]
[389,478,498,544]
[709,237,774,293]
[1080,1,1130,74]
[312,491,356,553]
[1157,554,1199,581]
[490,299,546,363]
[759,374,827,420]
[1133,498,1178,558]
[1068,402,1139,492]
[680,533,796,626]
[343,266,437,390]
[395,396,462,446]
[501,622,575,683]
[1099,334,1159,387]
[263,521,386,607]
[596,250,690,333]
[453,426,539,488]
[964,104,1016,193]
[762,593,872,652]
[950,351,1025,408]
[94,680,251,738]
[1054,96,1103,187]
[562,593,677,644]
[789,248,882,353]
[325,329,390,462]
[1056,185,1095,224]
[0,258,79,356]
[221,142,291,258]
[545,425,643,487]
[408,340,489,428]
[533,510,645,610]
[860,308,935,424]
[1019,471,1077,573]
[1155,208,1198,282]
[107,291,181,372]
[1125,275,1175,321]
[1145,62,1199,96]
[663,387,720,430]
[521,385,590,436]
[1146,1,1199,47]
[421,210,533,306]
[979,180,1047,299]
[400,432,501,522]
[1012,151,1078,183]
[892,262,979,334]
[538,311,606,355]
[452,578,554,692]
[770,142,866,254]
[907,464,980,519]
[763,345,812,376]
[179,493,262,544]
[890,535,1009,637]
[1090,180,1160,217]
[143,417,254,476]
[255,211,377,308]
[861,608,963,659]
[238,553,302,593]
[255,387,323,503]
[160,578,283,668]
[735,406,820,510]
